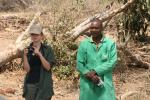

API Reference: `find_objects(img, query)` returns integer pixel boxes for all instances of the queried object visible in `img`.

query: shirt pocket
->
[99,45,109,62]
[101,54,109,62]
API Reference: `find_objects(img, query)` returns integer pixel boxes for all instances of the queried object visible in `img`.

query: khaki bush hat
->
[29,24,42,34]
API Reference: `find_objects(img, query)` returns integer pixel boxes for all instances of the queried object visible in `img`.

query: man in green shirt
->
[77,18,117,100]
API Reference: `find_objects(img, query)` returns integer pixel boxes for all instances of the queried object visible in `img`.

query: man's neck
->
[92,34,102,44]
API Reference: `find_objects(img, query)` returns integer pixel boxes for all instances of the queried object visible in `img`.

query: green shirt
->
[77,36,117,100]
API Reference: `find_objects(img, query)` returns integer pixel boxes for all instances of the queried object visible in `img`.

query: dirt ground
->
[0,67,150,100]
[0,12,150,100]
[0,69,79,100]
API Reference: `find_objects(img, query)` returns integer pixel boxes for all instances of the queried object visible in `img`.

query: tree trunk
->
[0,12,41,67]
[67,0,135,41]
[0,45,19,67]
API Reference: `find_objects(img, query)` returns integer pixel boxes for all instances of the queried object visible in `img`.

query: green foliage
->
[117,0,150,42]
[47,7,78,77]
[51,41,79,80]
[53,65,79,80]
[43,2,83,80]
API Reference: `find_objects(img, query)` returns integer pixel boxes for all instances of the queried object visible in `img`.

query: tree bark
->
[0,45,19,67]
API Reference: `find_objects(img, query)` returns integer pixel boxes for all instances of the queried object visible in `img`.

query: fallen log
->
[0,12,42,67]
[67,0,135,41]
[0,45,19,67]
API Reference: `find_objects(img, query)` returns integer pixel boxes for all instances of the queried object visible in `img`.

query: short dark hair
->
[90,17,101,22]
[90,18,103,27]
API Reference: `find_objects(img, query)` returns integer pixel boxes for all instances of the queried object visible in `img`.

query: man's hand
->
[91,75,100,84]
[85,71,100,84]
[85,71,96,80]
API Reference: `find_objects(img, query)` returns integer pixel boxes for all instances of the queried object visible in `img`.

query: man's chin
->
[92,35,98,37]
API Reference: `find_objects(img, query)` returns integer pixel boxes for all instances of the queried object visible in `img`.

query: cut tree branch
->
[67,0,135,41]
[0,45,19,67]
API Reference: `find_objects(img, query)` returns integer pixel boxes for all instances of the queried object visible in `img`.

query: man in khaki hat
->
[22,24,56,100]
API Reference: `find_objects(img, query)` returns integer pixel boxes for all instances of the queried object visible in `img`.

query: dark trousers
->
[25,84,52,100]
